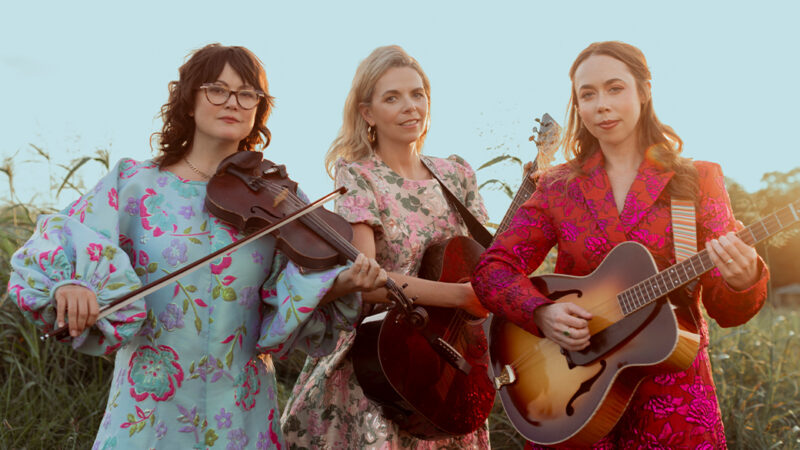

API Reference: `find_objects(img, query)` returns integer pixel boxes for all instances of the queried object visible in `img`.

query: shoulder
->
[111,158,161,181]
[536,162,573,191]
[692,160,723,178]
[334,156,379,180]
[425,154,477,180]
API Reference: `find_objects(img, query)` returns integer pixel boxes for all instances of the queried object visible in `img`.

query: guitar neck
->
[495,167,538,236]
[619,199,800,316]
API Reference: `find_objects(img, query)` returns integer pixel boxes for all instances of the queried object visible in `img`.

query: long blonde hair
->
[562,41,698,200]
[324,45,431,177]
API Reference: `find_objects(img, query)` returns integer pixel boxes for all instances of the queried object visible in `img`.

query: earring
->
[367,125,377,144]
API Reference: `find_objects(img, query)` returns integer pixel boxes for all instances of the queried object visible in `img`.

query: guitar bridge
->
[493,364,516,390]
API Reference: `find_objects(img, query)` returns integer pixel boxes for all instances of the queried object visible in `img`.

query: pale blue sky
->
[2,1,798,222]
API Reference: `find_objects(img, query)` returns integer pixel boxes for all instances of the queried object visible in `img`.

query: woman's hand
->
[460,283,490,318]
[533,302,593,351]
[54,284,99,337]
[323,254,388,305]
[705,231,759,291]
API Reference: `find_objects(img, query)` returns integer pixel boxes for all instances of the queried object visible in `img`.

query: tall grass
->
[711,307,800,449]
[3,296,796,448]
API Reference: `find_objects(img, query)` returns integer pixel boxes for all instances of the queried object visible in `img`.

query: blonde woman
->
[281,45,490,448]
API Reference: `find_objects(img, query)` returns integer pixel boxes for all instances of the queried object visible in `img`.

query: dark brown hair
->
[562,41,698,200]
[153,43,275,167]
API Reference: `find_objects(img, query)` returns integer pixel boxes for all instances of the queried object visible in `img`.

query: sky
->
[2,0,799,222]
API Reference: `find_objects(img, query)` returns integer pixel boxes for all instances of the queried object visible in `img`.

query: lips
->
[399,119,419,127]
[597,120,619,130]
[219,116,239,124]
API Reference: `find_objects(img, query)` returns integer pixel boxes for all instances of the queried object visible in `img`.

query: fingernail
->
[70,330,77,337]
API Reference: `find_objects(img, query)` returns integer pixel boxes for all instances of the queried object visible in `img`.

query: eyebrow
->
[379,87,425,97]
[212,80,255,89]
[578,78,626,90]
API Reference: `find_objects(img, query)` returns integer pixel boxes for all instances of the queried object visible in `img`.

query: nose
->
[224,92,240,110]
[595,93,610,112]
[402,95,417,113]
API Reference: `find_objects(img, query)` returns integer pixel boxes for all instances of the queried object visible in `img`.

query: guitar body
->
[489,241,701,446]
[351,236,495,439]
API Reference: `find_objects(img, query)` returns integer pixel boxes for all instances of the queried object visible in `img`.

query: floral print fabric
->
[9,158,361,449]
[472,150,769,449]
[281,153,491,449]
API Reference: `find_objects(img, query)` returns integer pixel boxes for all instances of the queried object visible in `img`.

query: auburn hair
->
[561,41,698,200]
[153,43,275,167]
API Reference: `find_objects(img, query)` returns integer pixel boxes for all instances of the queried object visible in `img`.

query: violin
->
[205,151,354,271]
[205,151,473,373]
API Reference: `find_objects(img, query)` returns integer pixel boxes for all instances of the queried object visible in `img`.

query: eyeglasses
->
[199,83,265,110]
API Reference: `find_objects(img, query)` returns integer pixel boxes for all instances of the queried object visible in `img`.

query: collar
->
[578,149,675,237]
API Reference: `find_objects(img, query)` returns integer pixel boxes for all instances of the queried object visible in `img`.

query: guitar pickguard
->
[564,300,662,367]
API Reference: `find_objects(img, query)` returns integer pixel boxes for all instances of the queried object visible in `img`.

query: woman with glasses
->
[8,43,386,449]
[281,45,490,449]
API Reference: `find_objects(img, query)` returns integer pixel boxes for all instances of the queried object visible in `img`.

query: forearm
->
[361,271,467,309]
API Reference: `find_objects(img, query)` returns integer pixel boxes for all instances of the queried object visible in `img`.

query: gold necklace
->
[184,157,212,180]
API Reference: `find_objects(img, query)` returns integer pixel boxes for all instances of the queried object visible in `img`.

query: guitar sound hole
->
[565,360,606,416]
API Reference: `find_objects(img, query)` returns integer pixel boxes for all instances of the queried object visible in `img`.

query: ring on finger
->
[725,258,734,264]
[563,329,570,337]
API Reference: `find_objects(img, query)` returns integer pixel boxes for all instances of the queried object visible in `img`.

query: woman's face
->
[192,63,258,148]
[573,54,646,152]
[361,66,428,149]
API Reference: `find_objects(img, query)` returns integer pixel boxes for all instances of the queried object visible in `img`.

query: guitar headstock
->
[527,113,561,176]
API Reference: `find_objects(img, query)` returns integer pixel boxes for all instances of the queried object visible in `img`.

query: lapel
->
[620,152,674,234]
[577,150,674,241]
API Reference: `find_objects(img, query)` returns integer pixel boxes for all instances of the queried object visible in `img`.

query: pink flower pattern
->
[9,157,356,448]
[477,151,768,448]
[282,154,490,449]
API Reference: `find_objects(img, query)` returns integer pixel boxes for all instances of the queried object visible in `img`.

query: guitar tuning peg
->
[401,283,409,289]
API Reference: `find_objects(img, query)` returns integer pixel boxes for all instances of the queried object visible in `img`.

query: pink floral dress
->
[281,153,491,449]
[9,158,362,449]
[471,151,769,449]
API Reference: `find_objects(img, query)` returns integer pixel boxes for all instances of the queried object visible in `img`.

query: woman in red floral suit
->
[471,41,769,449]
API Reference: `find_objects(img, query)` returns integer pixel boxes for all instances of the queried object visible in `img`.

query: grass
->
[1,297,797,449]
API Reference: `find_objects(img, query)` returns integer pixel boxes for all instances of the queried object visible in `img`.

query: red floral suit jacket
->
[473,150,767,345]
[472,150,768,448]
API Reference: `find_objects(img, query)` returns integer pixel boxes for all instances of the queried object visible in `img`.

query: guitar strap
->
[671,199,697,263]
[421,156,494,248]
[671,198,700,310]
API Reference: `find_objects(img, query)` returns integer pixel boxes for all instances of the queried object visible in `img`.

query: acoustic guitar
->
[351,114,561,439]
[488,199,800,446]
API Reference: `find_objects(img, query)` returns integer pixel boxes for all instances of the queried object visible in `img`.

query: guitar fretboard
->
[496,173,537,236]
[619,200,800,315]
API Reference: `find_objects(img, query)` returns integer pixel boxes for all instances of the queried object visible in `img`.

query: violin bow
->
[42,187,346,341]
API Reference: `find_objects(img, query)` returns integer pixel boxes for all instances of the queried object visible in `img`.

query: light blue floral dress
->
[8,158,361,449]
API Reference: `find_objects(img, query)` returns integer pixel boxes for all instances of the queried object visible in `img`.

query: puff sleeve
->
[256,187,362,358]
[8,159,145,355]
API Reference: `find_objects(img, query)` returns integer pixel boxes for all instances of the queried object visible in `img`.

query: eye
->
[609,86,623,93]
[385,96,397,103]
[413,92,426,99]
[209,86,228,96]
[579,91,594,100]
[238,90,258,101]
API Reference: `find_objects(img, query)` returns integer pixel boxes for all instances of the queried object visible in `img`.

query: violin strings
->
[252,179,473,348]
[254,181,411,306]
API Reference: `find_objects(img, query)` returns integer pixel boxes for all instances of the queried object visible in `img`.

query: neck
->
[187,137,240,175]
[375,141,427,179]
[600,141,643,174]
